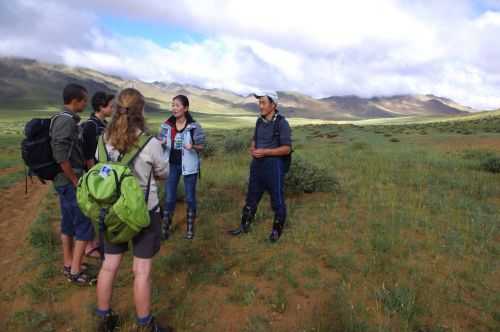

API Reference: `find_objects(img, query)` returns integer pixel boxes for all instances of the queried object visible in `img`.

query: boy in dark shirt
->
[82,91,114,169]
[81,91,114,259]
[229,92,292,242]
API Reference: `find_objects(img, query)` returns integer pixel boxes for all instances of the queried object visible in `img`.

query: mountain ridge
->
[0,57,480,120]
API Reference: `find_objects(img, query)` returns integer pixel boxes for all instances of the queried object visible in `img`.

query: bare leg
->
[96,254,123,310]
[133,257,153,318]
[61,234,73,267]
[71,240,88,274]
[85,239,100,257]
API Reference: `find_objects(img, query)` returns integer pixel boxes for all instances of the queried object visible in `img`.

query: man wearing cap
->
[229,92,292,242]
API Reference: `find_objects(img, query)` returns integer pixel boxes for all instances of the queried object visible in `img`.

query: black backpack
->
[255,114,292,173]
[81,117,106,159]
[82,117,106,137]
[21,113,73,181]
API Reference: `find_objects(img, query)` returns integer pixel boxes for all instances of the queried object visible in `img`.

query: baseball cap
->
[253,91,279,105]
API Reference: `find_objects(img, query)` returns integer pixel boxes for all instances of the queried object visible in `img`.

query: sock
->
[95,308,111,318]
[137,314,152,326]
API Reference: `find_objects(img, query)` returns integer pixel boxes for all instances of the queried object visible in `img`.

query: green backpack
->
[77,134,153,245]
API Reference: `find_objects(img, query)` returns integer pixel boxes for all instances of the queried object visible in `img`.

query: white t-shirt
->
[97,135,169,211]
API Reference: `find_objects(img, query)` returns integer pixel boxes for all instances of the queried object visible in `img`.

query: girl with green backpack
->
[90,88,172,332]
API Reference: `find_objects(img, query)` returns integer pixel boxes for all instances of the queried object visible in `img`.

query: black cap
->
[91,91,115,112]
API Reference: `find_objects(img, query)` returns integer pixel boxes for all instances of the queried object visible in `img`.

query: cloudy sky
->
[1,0,500,109]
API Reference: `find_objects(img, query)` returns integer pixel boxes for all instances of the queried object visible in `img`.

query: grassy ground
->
[0,110,499,331]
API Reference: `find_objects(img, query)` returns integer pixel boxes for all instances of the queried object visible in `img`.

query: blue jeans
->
[245,157,287,221]
[55,183,94,241]
[165,163,198,214]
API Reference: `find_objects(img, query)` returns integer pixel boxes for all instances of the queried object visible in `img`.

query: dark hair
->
[63,83,88,105]
[91,91,115,113]
[173,94,189,109]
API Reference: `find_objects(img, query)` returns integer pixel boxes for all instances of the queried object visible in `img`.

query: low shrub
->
[200,142,217,158]
[480,156,500,173]
[285,155,340,193]
[223,136,248,153]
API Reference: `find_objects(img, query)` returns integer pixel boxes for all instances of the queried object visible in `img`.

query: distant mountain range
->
[0,57,477,120]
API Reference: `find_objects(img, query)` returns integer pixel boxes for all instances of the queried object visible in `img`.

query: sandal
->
[63,263,92,278]
[68,271,97,286]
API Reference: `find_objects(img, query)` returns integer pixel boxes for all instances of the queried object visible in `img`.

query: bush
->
[376,285,418,323]
[200,141,217,158]
[285,155,340,193]
[480,157,500,173]
[462,149,495,161]
[224,136,248,153]
[389,138,400,143]
[351,142,370,151]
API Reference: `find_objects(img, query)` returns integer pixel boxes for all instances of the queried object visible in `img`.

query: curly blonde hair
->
[105,88,146,153]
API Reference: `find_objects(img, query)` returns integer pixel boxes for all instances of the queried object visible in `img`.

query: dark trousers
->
[244,157,287,221]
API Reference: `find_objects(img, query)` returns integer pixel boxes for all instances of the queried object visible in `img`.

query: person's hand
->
[184,143,193,150]
[252,148,267,159]
[72,178,79,188]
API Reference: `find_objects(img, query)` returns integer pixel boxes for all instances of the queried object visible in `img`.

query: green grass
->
[0,169,25,189]
[6,309,56,332]
[241,315,271,332]
[266,286,288,313]
[0,134,23,170]
[227,283,258,306]
[1,110,499,331]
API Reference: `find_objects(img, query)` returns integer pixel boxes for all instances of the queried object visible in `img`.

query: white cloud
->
[1,0,500,109]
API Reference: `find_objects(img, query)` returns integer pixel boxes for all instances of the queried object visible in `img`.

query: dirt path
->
[0,179,50,323]
[0,165,22,177]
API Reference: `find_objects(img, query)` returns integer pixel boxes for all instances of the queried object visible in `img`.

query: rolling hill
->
[0,57,478,121]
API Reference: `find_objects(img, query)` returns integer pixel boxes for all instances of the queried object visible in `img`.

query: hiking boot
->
[185,210,195,240]
[136,316,173,332]
[161,211,173,241]
[68,271,96,286]
[96,310,119,332]
[228,206,254,236]
[269,218,285,243]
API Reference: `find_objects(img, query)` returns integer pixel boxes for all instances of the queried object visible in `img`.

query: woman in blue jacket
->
[159,95,205,240]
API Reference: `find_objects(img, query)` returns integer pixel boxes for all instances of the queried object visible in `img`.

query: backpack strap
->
[254,118,261,148]
[97,135,110,162]
[272,114,282,146]
[124,137,155,208]
[122,134,155,208]
[49,111,73,132]
[273,114,293,155]
[84,118,100,135]
[49,111,77,161]
[254,114,281,148]
[189,127,196,145]
[188,126,203,179]
[120,134,154,167]
[144,167,153,205]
